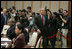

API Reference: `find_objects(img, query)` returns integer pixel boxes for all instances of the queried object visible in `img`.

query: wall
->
[1,1,68,13]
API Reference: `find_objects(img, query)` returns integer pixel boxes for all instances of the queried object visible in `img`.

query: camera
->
[56,13,64,29]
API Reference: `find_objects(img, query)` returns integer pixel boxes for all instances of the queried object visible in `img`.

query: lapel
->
[39,15,43,25]
[2,14,5,21]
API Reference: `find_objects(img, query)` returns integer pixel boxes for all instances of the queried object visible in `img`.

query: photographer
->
[60,10,70,48]
[57,8,64,28]
[50,12,58,48]
[27,6,33,15]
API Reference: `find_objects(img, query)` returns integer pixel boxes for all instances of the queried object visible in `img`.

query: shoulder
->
[1,14,3,16]
[17,33,24,39]
[35,15,41,19]
[1,14,4,19]
[19,33,24,37]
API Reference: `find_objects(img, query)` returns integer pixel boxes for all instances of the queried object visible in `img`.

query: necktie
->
[42,16,44,25]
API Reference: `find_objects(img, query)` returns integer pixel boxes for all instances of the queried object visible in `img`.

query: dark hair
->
[18,10,22,12]
[64,10,68,13]
[22,9,26,12]
[32,12,35,15]
[46,9,50,11]
[16,24,24,33]
[53,12,57,17]
[47,10,51,14]
[1,8,3,11]
[27,6,31,10]
[58,8,63,13]
[36,13,40,15]
[12,6,15,9]
[12,8,16,11]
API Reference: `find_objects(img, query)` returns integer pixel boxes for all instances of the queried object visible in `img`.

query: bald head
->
[40,8,45,15]
[3,9,7,14]
[8,18,14,26]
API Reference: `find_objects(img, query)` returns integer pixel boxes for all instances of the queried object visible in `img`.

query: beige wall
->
[1,1,68,13]
[33,1,40,13]
[1,1,7,8]
[7,1,14,9]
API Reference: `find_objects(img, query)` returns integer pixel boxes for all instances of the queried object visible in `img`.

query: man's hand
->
[37,29,41,34]
[48,16,50,20]
[60,15,67,23]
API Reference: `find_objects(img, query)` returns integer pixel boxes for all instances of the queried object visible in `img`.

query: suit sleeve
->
[1,14,4,32]
[34,16,39,31]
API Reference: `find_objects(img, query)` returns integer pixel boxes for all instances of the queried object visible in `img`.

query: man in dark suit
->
[35,8,48,48]
[1,9,8,32]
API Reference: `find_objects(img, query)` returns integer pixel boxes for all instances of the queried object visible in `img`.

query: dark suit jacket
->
[47,17,58,37]
[14,33,26,48]
[1,14,8,32]
[35,15,48,37]
[7,25,16,39]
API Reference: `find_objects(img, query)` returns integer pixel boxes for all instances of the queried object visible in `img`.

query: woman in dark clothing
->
[13,24,26,48]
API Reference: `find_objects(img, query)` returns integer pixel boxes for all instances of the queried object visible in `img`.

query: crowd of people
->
[1,6,70,48]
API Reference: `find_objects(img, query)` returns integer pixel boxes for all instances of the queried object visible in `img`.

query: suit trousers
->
[38,32,48,48]
[61,29,68,48]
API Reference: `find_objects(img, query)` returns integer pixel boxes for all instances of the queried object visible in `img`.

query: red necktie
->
[42,16,44,25]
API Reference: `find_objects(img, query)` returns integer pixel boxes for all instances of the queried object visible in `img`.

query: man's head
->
[7,18,14,26]
[11,6,15,10]
[3,9,7,14]
[27,6,31,12]
[58,8,63,13]
[63,10,68,16]
[52,12,57,18]
[22,9,26,15]
[12,9,16,13]
[18,10,22,15]
[40,8,45,16]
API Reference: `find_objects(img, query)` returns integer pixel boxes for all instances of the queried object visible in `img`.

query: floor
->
[40,40,71,48]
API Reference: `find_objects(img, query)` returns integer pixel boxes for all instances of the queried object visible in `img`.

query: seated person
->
[13,24,30,48]
[7,21,21,39]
